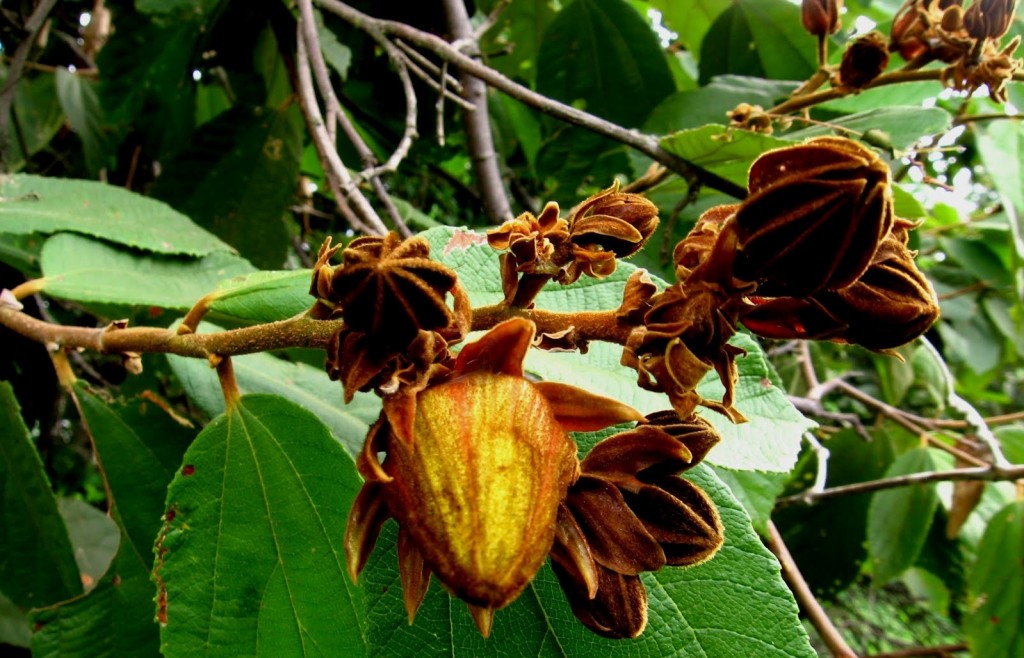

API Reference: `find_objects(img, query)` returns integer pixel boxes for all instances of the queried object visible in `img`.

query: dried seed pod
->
[840,31,891,88]
[487,202,570,274]
[330,233,457,347]
[569,181,660,259]
[733,137,894,298]
[814,241,940,351]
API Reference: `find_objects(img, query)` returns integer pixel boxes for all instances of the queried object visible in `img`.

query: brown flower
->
[733,137,894,298]
[487,202,571,275]
[552,412,724,638]
[344,318,645,636]
[840,31,891,89]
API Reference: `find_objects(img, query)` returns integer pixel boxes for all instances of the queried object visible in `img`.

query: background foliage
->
[1,0,1023,657]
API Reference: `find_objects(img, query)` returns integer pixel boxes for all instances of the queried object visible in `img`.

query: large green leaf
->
[480,0,557,82]
[54,68,111,176]
[150,105,302,269]
[4,70,64,172]
[156,394,367,657]
[31,385,195,658]
[359,464,814,657]
[659,125,794,187]
[536,0,674,127]
[57,498,120,593]
[0,381,82,609]
[784,106,952,151]
[964,500,1024,658]
[973,120,1024,261]
[700,0,816,85]
[775,427,897,597]
[0,174,231,256]
[868,447,948,584]
[206,270,314,325]
[646,76,798,135]
[165,326,380,457]
[0,590,30,648]
[98,10,197,162]
[39,233,255,310]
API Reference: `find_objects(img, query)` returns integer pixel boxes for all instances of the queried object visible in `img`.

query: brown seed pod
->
[733,137,895,298]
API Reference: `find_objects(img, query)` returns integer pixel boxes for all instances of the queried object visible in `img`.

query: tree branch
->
[442,0,513,225]
[864,643,968,658]
[296,0,410,236]
[315,0,747,199]
[766,521,858,658]
[775,463,1024,509]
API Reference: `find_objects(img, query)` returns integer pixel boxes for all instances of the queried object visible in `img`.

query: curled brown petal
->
[565,476,666,574]
[534,380,645,432]
[580,425,694,481]
[552,561,648,639]
[644,411,722,470]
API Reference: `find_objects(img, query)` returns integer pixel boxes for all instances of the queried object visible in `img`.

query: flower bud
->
[839,31,891,89]
[802,0,841,38]
[733,137,894,298]
[964,0,1017,41]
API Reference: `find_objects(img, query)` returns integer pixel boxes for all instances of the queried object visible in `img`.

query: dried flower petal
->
[569,182,659,259]
[622,476,724,567]
[840,31,891,89]
[802,0,841,37]
[552,561,648,639]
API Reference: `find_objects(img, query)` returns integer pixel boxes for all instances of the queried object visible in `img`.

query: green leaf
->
[156,395,367,657]
[868,447,947,584]
[422,226,814,473]
[775,427,896,597]
[0,381,83,609]
[207,270,314,325]
[57,498,119,594]
[648,0,731,56]
[700,0,816,85]
[996,425,1024,465]
[360,464,814,656]
[31,385,196,658]
[98,11,196,161]
[973,121,1024,260]
[150,105,303,269]
[31,544,163,658]
[784,106,952,151]
[4,70,64,172]
[964,500,1024,658]
[316,15,352,81]
[38,233,254,310]
[646,76,798,135]
[659,125,795,187]
[54,67,111,176]
[712,466,787,534]
[165,328,380,458]
[480,0,557,82]
[0,174,232,256]
[0,590,30,648]
[536,0,674,127]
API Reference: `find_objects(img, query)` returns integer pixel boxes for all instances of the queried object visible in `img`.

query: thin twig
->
[864,643,968,658]
[315,0,746,199]
[294,24,385,235]
[472,0,512,41]
[393,40,466,97]
[0,0,60,171]
[296,0,410,235]
[443,0,513,225]
[394,47,476,112]
[766,521,858,658]
[775,462,1024,508]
